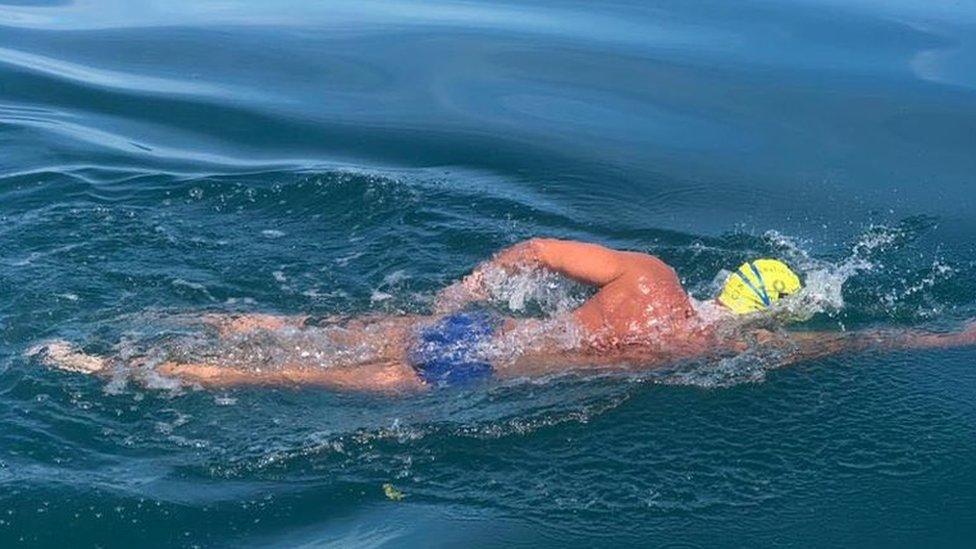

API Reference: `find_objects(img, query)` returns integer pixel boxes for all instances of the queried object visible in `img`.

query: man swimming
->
[33,238,976,391]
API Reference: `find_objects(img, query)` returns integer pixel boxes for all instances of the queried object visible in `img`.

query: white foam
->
[383,270,409,285]
[370,290,393,303]
[214,395,238,406]
[479,265,586,315]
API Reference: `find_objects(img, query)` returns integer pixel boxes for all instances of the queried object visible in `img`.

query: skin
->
[35,238,976,391]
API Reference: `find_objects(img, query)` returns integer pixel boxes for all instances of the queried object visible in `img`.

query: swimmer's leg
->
[157,360,424,392]
[28,340,107,375]
[30,340,424,393]
[963,320,976,345]
[199,313,310,336]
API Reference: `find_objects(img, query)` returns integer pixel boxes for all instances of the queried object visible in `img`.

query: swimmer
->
[31,238,976,391]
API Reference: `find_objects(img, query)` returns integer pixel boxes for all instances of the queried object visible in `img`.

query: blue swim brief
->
[408,310,499,387]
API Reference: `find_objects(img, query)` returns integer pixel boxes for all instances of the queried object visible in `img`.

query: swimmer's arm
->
[490,238,630,285]
[473,238,633,288]
[434,238,632,312]
[778,321,976,364]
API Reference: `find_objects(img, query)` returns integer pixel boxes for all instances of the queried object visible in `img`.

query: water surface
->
[2,0,976,547]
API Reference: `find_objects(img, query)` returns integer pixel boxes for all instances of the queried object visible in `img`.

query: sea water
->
[2,0,976,547]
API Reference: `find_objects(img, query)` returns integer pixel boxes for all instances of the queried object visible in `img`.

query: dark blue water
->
[3,0,976,547]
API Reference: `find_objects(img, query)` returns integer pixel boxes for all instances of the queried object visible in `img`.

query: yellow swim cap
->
[717,259,802,315]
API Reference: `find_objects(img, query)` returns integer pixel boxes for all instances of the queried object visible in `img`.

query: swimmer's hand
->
[435,241,539,312]
[433,271,489,314]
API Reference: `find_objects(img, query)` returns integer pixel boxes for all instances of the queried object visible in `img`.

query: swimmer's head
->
[717,259,802,315]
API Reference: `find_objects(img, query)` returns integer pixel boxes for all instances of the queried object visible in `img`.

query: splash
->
[658,346,791,388]
[172,322,400,372]
[477,264,589,316]
[748,222,936,322]
[878,260,956,319]
[674,219,963,387]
